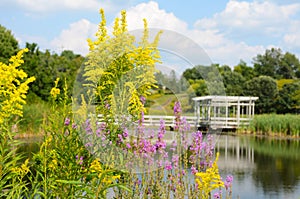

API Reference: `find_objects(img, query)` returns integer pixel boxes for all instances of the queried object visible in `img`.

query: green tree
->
[253,48,282,78]
[21,44,57,101]
[182,67,202,81]
[253,48,300,79]
[281,52,300,79]
[0,25,19,64]
[21,43,83,101]
[233,60,255,81]
[189,79,208,97]
[244,76,278,113]
[222,71,246,96]
[217,64,231,75]
[276,80,300,113]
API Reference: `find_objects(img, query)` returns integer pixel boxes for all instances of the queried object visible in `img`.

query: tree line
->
[1,24,299,114]
[182,49,300,114]
[0,25,84,102]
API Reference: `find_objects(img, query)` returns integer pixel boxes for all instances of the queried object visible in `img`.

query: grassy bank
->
[246,114,300,137]
[16,102,51,136]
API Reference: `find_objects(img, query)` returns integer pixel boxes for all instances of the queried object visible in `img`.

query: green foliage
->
[233,60,255,81]
[253,48,300,79]
[276,80,300,113]
[244,76,278,113]
[21,43,84,101]
[222,71,246,96]
[0,25,19,64]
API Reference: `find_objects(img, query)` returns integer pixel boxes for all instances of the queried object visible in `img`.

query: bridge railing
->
[143,115,197,127]
[96,114,197,127]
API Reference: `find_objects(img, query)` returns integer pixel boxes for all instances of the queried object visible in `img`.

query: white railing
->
[143,115,197,127]
[97,115,251,129]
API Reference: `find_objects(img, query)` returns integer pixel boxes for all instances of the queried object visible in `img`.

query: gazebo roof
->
[192,95,258,102]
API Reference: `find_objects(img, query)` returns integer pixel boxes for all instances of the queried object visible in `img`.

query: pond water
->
[216,135,300,199]
[18,134,300,199]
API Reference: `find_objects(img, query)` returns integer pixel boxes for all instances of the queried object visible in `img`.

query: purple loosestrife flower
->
[173,101,181,115]
[79,156,83,165]
[157,160,163,167]
[84,119,93,135]
[72,123,77,129]
[140,95,146,105]
[64,117,70,126]
[76,155,83,165]
[181,117,191,132]
[155,140,166,150]
[123,128,128,138]
[213,191,221,199]
[165,160,172,170]
[225,175,234,190]
[172,155,179,168]
[173,101,181,131]
[85,142,92,148]
[191,165,198,174]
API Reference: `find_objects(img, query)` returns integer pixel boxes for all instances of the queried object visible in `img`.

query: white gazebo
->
[192,96,259,130]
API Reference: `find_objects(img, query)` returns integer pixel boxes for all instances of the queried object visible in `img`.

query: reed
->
[248,114,300,137]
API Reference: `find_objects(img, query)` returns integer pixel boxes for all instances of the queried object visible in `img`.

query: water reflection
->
[18,135,300,198]
[216,135,300,199]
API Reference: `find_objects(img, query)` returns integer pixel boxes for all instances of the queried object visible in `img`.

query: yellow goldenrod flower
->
[10,158,30,176]
[0,48,35,124]
[50,78,60,99]
[195,153,224,197]
[90,159,102,173]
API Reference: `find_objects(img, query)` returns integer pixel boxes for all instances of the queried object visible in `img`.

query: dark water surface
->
[19,135,300,199]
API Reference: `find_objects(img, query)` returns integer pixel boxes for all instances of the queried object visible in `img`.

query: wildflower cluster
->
[10,159,30,177]
[84,9,162,122]
[195,153,224,198]
[81,99,233,198]
[0,48,35,124]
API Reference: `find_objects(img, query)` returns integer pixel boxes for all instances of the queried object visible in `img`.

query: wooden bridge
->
[192,96,258,130]
[142,96,258,130]
[98,96,258,130]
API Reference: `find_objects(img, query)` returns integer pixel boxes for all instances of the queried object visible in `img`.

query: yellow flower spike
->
[0,48,35,124]
[195,152,224,197]
[113,17,120,36]
[84,8,161,121]
[50,78,61,99]
[120,10,127,33]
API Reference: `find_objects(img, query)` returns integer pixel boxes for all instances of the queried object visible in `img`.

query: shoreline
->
[14,130,300,140]
[233,130,300,140]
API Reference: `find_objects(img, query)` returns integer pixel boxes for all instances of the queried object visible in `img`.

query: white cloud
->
[14,0,112,12]
[283,21,300,49]
[123,1,266,66]
[206,41,265,66]
[48,1,300,67]
[194,1,300,35]
[50,19,97,55]
[125,1,188,33]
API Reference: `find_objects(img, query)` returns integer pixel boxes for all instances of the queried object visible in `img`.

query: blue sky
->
[1,0,300,68]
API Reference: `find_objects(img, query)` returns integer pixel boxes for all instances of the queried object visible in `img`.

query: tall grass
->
[17,102,51,136]
[248,114,300,137]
